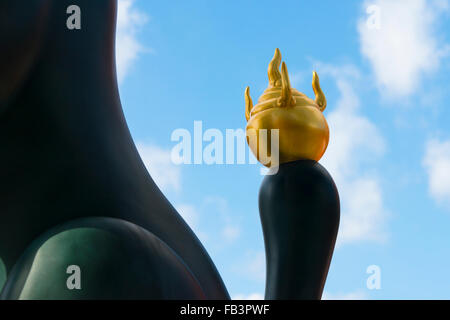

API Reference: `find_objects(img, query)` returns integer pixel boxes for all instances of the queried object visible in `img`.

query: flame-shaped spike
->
[245,86,253,121]
[278,62,295,107]
[312,71,327,112]
[268,48,282,87]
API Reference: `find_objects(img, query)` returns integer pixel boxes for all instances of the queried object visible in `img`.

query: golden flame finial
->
[312,71,327,111]
[278,62,295,107]
[245,86,253,121]
[245,48,330,166]
[268,48,282,87]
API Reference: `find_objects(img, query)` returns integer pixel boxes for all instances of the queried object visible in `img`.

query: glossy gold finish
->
[245,48,329,166]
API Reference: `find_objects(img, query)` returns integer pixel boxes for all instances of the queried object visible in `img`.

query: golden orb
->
[245,48,329,167]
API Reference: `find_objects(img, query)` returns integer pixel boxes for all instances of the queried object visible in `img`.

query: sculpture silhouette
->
[245,48,340,299]
[0,0,339,300]
[260,161,339,299]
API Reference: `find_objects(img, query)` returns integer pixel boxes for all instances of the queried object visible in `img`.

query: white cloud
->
[322,290,368,300]
[136,143,181,192]
[222,225,241,242]
[116,0,148,82]
[203,196,241,244]
[135,145,242,244]
[175,197,242,247]
[132,147,242,246]
[234,251,266,282]
[338,178,386,244]
[175,204,199,230]
[423,139,450,208]
[233,293,264,300]
[246,252,265,281]
[174,203,210,242]
[319,64,388,246]
[358,0,449,97]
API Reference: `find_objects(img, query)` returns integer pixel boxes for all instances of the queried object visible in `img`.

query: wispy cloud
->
[358,0,450,97]
[175,204,200,231]
[319,64,389,246]
[222,225,241,242]
[116,0,148,83]
[202,196,241,245]
[233,251,266,283]
[174,203,210,242]
[232,293,264,300]
[423,138,450,209]
[136,143,182,192]
[174,197,242,249]
[136,142,242,246]
[322,290,368,300]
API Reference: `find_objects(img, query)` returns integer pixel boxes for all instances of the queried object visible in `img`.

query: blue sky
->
[116,0,450,299]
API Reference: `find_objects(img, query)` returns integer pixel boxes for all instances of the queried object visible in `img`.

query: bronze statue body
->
[0,0,339,300]
[260,161,339,299]
[0,0,228,299]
